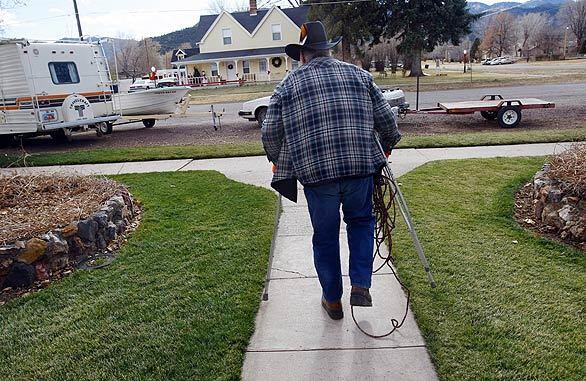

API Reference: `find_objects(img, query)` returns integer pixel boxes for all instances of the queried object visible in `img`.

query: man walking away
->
[261,21,401,320]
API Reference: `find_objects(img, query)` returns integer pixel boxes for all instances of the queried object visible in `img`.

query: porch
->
[173,48,299,87]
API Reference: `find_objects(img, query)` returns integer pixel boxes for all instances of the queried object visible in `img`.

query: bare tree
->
[536,23,562,58]
[116,38,162,81]
[481,12,519,57]
[559,0,586,52]
[208,0,249,13]
[518,13,548,58]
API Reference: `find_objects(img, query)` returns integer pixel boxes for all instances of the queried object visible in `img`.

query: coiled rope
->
[350,169,411,338]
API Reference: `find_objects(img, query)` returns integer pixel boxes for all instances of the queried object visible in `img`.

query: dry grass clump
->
[548,143,586,197]
[0,174,124,244]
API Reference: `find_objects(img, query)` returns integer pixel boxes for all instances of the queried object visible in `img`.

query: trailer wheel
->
[480,111,497,121]
[50,128,73,143]
[105,122,113,135]
[143,119,156,128]
[497,106,522,128]
[95,122,109,137]
[256,107,267,128]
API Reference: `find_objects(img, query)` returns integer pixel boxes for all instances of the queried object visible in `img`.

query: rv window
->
[48,62,80,84]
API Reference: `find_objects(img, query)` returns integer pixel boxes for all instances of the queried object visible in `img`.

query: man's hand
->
[385,151,391,159]
[272,164,277,173]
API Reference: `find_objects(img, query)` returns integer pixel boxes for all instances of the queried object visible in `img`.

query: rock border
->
[0,188,140,300]
[515,164,585,250]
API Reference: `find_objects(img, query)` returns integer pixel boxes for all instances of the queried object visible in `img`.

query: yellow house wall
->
[199,8,300,54]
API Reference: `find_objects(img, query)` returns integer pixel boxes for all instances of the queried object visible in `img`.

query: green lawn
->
[0,171,276,381]
[2,127,585,168]
[393,157,585,381]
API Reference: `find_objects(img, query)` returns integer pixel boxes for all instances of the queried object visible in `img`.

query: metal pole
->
[72,0,83,40]
[415,75,420,111]
[262,194,282,301]
[375,137,436,288]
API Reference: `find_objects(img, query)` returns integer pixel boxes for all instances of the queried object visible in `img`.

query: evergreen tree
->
[383,0,476,76]
[304,0,388,63]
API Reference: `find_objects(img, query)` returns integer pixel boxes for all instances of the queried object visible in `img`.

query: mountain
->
[152,24,198,53]
[467,0,564,16]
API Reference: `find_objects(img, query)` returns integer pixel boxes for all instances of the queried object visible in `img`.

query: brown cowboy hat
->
[285,21,342,61]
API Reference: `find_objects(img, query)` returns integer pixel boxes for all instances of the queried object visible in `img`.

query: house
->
[171,1,308,85]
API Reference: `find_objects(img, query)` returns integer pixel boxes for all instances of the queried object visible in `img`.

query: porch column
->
[284,55,289,71]
[216,61,221,80]
[266,57,271,80]
[235,59,240,79]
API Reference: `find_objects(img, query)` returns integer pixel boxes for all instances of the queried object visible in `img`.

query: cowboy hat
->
[285,21,342,61]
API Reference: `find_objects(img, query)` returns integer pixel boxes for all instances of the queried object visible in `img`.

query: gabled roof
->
[193,6,308,44]
[171,48,199,62]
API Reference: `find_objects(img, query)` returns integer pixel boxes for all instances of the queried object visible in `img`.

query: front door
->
[226,62,237,81]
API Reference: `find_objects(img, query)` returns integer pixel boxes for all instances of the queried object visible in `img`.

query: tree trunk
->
[408,50,423,77]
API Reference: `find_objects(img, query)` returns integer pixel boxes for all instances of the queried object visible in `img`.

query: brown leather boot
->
[350,286,372,307]
[321,298,343,320]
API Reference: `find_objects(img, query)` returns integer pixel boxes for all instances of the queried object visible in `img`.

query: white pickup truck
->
[239,89,408,127]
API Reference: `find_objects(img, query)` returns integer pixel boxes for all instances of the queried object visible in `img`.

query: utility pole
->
[72,0,83,40]
[564,26,570,60]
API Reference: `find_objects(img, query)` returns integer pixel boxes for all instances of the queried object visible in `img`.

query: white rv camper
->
[0,39,119,142]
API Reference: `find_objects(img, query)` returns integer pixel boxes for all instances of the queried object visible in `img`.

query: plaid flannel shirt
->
[261,56,401,190]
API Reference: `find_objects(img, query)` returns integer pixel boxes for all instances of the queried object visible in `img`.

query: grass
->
[0,171,277,381]
[392,157,585,381]
[2,127,585,168]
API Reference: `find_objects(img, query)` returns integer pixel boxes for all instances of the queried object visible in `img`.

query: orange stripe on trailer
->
[16,91,113,103]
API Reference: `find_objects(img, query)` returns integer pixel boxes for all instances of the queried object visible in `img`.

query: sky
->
[1,0,530,41]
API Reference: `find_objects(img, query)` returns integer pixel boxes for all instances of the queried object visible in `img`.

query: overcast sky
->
[1,0,530,41]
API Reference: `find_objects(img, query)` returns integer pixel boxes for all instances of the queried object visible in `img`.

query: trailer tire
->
[497,106,522,128]
[480,111,497,121]
[50,128,73,143]
[256,107,267,128]
[143,119,156,128]
[105,122,113,135]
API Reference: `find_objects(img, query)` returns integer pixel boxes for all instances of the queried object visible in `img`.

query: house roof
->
[193,6,309,43]
[175,46,286,64]
[171,48,199,62]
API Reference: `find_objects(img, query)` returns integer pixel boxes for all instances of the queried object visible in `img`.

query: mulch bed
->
[0,174,123,245]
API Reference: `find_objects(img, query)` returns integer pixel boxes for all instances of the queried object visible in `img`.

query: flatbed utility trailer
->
[405,95,555,128]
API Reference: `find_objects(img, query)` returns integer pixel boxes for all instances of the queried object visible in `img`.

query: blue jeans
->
[304,176,375,303]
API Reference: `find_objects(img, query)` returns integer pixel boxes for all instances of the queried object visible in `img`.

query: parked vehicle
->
[239,88,409,127]
[128,78,156,92]
[0,39,119,142]
[239,96,270,127]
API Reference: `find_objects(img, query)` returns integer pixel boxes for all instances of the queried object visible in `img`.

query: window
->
[242,60,250,74]
[211,62,219,77]
[48,62,79,84]
[222,28,232,45]
[291,60,299,70]
[271,24,282,41]
[259,59,267,72]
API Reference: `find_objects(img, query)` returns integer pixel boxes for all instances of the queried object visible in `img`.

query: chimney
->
[250,0,258,16]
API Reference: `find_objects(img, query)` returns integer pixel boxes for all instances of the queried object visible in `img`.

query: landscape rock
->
[60,224,78,238]
[17,238,47,264]
[43,233,68,257]
[77,219,98,242]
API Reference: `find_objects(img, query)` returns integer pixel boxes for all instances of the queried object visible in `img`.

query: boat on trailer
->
[112,86,191,116]
[0,39,119,142]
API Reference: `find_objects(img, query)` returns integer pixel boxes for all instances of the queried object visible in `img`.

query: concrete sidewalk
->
[1,142,572,380]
